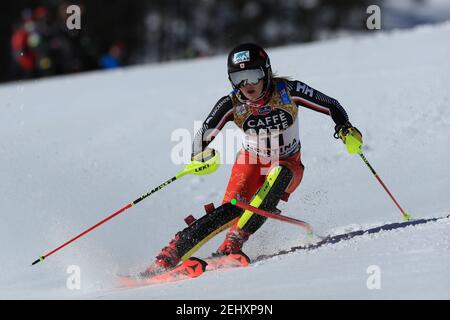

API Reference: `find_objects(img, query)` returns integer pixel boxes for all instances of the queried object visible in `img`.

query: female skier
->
[143,43,362,276]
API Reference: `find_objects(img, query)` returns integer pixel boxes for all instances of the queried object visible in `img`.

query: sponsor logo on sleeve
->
[296,82,314,97]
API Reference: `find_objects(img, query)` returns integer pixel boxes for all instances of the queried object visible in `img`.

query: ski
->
[204,251,251,270]
[116,251,251,288]
[117,257,207,288]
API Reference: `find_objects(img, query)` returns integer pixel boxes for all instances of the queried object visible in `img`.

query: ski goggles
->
[229,68,265,87]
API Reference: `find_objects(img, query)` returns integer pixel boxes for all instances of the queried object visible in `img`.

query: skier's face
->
[240,79,264,101]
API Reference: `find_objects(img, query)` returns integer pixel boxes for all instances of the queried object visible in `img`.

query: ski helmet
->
[227,43,272,99]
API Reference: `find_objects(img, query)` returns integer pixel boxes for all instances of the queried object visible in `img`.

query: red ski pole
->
[31,176,177,266]
[343,133,411,221]
[230,199,313,234]
[31,149,221,266]
[358,152,411,221]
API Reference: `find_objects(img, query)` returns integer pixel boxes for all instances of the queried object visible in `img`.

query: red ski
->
[117,257,207,288]
[116,252,250,288]
[204,251,250,270]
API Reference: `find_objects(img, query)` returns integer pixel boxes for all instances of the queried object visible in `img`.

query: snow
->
[1,22,450,299]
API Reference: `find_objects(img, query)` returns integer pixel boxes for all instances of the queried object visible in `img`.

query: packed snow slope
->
[1,23,449,299]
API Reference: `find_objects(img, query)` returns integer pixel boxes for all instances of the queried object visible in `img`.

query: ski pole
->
[358,152,411,221]
[230,199,314,235]
[31,149,220,266]
[345,134,411,221]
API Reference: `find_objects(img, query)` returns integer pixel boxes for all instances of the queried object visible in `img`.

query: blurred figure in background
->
[53,2,99,73]
[11,8,39,78]
[30,6,56,76]
[11,6,66,78]
[10,4,99,79]
[99,41,125,69]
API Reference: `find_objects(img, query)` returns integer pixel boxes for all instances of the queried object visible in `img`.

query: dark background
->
[0,0,447,83]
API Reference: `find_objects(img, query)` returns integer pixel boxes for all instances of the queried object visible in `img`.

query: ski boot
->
[140,233,182,278]
[214,224,252,256]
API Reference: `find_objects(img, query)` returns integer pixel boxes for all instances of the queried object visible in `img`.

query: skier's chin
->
[243,90,259,100]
